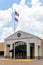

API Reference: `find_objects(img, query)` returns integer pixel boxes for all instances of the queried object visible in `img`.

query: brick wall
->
[41,40,43,57]
[0,42,4,51]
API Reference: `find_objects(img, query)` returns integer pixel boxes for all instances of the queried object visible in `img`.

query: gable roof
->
[5,30,41,40]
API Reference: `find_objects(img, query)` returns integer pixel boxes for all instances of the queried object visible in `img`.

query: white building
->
[4,30,41,59]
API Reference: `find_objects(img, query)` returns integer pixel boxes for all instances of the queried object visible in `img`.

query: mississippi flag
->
[15,11,19,22]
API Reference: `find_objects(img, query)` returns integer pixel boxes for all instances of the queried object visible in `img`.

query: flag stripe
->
[15,17,18,22]
[15,11,19,16]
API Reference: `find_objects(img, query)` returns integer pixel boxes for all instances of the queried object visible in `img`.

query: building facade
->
[4,30,41,59]
[0,42,4,57]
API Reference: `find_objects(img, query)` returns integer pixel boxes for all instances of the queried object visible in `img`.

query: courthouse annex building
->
[4,30,41,59]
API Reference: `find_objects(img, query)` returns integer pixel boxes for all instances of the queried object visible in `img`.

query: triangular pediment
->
[5,30,40,40]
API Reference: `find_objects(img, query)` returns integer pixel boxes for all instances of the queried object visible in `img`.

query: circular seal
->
[17,33,21,37]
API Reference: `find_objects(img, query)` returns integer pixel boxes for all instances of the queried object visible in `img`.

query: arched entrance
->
[15,41,27,59]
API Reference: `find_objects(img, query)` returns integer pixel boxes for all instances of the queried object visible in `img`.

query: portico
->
[4,30,41,59]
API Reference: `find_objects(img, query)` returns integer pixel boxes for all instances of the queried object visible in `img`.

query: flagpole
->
[14,10,15,33]
[9,0,15,33]
[12,9,19,59]
[12,7,15,59]
[14,9,15,59]
[12,8,15,33]
[9,0,15,59]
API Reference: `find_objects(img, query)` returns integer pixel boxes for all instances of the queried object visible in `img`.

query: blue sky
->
[0,0,43,42]
[0,0,20,10]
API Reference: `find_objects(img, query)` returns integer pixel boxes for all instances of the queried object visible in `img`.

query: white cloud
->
[20,0,25,5]
[0,8,12,28]
[0,0,43,42]
[12,0,43,39]
[31,0,41,7]
[2,27,14,41]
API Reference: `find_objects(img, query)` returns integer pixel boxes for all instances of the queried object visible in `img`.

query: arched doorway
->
[15,41,27,59]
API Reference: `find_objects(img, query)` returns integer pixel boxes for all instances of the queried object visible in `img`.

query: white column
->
[4,43,7,57]
[38,46,41,57]
[10,44,13,58]
[40,46,41,56]
[27,43,30,59]
[35,43,38,59]
[14,43,15,59]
